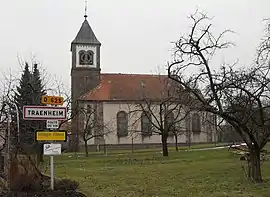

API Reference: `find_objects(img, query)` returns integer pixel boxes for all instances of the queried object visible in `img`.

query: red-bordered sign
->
[23,106,67,120]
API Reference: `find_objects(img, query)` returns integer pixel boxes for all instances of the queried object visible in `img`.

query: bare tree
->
[0,104,7,153]
[0,70,18,153]
[78,104,113,157]
[47,75,75,130]
[171,121,188,152]
[257,18,270,66]
[168,10,270,182]
[0,59,84,190]
[129,76,193,156]
[126,111,141,153]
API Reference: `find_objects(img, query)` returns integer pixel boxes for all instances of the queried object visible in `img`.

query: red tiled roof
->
[79,73,180,101]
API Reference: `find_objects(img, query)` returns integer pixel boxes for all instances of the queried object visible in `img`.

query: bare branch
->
[168,10,270,182]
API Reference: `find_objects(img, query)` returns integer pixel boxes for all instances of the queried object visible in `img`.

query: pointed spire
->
[71,1,101,46]
[84,1,88,19]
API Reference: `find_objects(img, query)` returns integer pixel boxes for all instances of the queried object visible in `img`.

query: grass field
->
[42,143,270,197]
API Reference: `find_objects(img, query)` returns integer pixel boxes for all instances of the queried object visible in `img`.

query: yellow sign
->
[41,96,64,105]
[35,130,67,141]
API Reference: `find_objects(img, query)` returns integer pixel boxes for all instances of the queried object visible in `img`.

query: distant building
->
[70,14,217,151]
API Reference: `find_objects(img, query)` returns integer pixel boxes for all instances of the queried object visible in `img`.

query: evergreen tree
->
[14,62,46,145]
[30,64,46,130]
[14,63,32,108]
[31,63,46,162]
[14,63,33,144]
[31,63,46,105]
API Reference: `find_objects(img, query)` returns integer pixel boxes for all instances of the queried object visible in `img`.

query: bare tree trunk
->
[84,140,89,157]
[131,136,134,153]
[186,130,191,149]
[187,133,191,149]
[248,148,262,182]
[161,134,168,156]
[174,134,179,152]
[103,142,107,155]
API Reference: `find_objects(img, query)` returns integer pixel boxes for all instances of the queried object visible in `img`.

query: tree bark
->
[174,134,179,152]
[161,134,169,156]
[103,142,107,155]
[131,136,134,153]
[186,131,191,149]
[248,148,262,183]
[84,140,89,157]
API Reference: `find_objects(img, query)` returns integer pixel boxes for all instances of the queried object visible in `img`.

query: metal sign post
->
[43,143,62,190]
[40,95,64,191]
[22,95,66,191]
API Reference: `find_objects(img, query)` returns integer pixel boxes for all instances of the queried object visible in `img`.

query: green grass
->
[42,144,270,197]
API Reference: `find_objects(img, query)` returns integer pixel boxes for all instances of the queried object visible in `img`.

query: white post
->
[49,124,55,191]
[97,144,100,152]
[50,104,58,190]
[50,155,54,190]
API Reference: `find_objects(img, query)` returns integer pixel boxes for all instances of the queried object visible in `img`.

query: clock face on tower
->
[79,50,94,66]
[75,45,97,68]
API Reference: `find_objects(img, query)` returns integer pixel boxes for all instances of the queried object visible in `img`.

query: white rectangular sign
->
[43,144,62,155]
[23,106,67,120]
[46,120,59,129]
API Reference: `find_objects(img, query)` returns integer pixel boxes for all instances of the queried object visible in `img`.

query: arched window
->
[141,111,152,136]
[79,50,94,65]
[192,113,201,133]
[166,110,175,136]
[117,111,128,137]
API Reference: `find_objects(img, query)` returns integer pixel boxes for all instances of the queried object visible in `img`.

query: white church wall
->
[102,102,194,145]
[80,101,217,145]
[187,111,217,143]
[86,137,95,145]
[78,102,103,145]
[103,102,145,144]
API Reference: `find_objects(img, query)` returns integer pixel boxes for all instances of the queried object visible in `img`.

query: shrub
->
[54,178,80,191]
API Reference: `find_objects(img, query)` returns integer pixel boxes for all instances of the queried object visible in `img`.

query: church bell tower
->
[70,9,101,151]
[71,14,101,100]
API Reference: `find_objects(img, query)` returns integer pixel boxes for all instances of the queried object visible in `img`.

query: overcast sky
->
[0,0,269,88]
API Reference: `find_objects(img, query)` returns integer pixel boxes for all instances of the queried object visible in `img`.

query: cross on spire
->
[84,1,88,19]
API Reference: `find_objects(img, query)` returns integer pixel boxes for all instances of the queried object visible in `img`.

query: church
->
[69,14,217,151]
